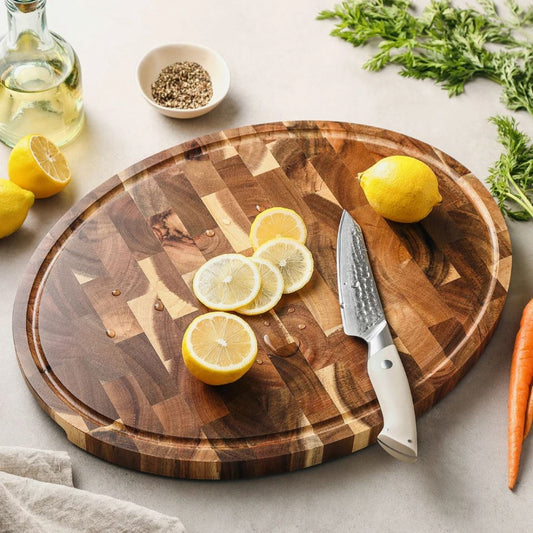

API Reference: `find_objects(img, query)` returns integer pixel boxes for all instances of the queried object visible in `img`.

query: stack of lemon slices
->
[183,207,314,385]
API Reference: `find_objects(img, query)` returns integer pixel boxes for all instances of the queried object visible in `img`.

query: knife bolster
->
[367,324,394,356]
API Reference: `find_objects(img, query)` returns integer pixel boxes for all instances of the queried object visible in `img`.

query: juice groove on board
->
[13,121,511,479]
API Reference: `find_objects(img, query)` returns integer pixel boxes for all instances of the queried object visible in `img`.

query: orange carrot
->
[508,298,533,490]
[524,388,533,439]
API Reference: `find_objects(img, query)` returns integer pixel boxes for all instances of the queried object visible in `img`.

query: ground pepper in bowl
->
[151,61,213,109]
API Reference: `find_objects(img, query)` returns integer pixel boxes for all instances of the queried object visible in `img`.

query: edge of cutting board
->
[12,121,511,479]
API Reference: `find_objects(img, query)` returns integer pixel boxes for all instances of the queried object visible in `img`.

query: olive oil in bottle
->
[0,0,84,148]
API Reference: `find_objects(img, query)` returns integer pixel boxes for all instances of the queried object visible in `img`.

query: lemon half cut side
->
[8,134,72,198]
[182,311,258,385]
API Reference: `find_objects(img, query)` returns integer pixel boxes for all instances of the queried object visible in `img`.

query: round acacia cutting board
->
[13,121,511,479]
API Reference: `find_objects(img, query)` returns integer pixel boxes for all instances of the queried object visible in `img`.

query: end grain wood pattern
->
[13,121,511,479]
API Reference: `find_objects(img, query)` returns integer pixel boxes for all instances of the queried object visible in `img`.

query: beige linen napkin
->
[0,446,185,533]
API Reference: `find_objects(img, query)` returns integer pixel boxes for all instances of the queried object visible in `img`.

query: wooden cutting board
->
[13,121,511,480]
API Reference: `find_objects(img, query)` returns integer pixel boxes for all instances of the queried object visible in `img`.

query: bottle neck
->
[5,0,53,48]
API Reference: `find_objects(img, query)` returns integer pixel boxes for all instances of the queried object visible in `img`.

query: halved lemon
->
[182,311,258,385]
[236,257,284,315]
[254,237,314,294]
[8,134,72,198]
[249,207,307,250]
[192,253,261,311]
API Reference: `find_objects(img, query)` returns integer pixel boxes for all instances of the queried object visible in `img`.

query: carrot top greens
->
[318,0,533,113]
[489,116,533,221]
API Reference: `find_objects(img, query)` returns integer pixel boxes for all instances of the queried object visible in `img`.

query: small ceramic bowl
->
[137,43,230,119]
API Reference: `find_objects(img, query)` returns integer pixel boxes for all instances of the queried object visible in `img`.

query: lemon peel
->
[359,155,442,223]
[0,179,34,238]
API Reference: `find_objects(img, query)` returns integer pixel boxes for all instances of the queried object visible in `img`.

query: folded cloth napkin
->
[0,446,185,533]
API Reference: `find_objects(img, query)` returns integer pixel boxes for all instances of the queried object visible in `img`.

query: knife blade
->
[336,210,417,462]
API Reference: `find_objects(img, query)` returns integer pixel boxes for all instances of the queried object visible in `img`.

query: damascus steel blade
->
[336,210,386,341]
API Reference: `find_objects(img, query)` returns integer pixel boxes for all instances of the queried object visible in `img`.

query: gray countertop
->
[0,1,532,531]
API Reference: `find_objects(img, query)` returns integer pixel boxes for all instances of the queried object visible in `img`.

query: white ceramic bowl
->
[137,43,230,119]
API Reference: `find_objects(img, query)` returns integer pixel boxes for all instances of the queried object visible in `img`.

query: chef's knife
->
[336,210,417,462]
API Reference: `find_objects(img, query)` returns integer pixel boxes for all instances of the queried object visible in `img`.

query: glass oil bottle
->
[0,0,84,147]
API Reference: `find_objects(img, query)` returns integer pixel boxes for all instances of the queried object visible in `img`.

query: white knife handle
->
[367,343,418,462]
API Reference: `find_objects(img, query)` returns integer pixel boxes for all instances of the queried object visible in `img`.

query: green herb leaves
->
[318,0,533,113]
[488,115,533,221]
[319,0,533,220]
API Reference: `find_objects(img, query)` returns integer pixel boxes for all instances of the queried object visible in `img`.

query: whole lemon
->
[359,155,442,223]
[0,179,34,238]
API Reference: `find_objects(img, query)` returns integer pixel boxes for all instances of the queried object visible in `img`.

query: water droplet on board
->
[205,229,215,237]
[287,306,295,314]
[297,324,306,330]
[111,289,121,296]
[222,218,231,225]
[255,205,263,212]
[263,333,299,357]
[106,329,116,338]
[154,299,164,311]
[263,320,270,327]
[256,359,264,365]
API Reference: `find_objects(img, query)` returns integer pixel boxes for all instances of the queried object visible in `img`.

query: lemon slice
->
[182,311,258,385]
[192,253,261,311]
[254,237,314,294]
[8,134,72,198]
[249,207,307,250]
[236,257,284,315]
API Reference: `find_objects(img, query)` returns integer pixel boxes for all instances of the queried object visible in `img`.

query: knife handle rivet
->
[381,359,393,369]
